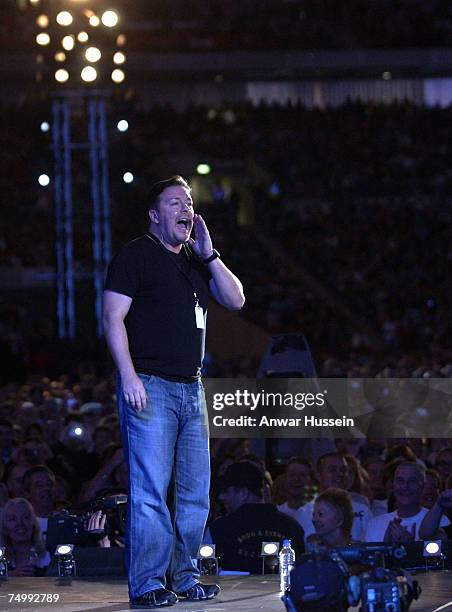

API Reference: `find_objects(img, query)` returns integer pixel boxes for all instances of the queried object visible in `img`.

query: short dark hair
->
[149,175,190,211]
[22,465,56,492]
[316,452,345,474]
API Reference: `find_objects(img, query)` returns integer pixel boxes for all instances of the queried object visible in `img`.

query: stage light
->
[382,71,392,80]
[29,0,40,4]
[85,47,101,62]
[74,427,83,436]
[262,542,279,556]
[113,51,126,65]
[38,174,50,187]
[36,33,50,46]
[89,15,100,27]
[196,544,218,575]
[101,10,119,27]
[0,547,7,578]
[123,172,134,184]
[55,52,66,62]
[55,69,69,83]
[116,34,126,46]
[55,544,76,577]
[77,31,88,42]
[196,164,211,175]
[40,121,50,133]
[424,541,441,556]
[62,35,75,51]
[198,545,215,558]
[36,14,49,28]
[56,11,73,27]
[111,68,125,83]
[117,119,128,132]
[81,66,97,82]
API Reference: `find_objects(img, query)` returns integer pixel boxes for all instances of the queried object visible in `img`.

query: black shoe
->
[130,588,178,608]
[177,582,220,601]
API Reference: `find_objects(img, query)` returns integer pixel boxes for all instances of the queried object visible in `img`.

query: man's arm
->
[190,214,245,310]
[103,290,147,411]
[419,489,452,540]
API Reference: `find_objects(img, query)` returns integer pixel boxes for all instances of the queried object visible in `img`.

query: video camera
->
[282,543,421,612]
[47,494,127,553]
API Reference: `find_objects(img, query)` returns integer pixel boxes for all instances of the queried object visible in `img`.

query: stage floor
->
[0,573,451,611]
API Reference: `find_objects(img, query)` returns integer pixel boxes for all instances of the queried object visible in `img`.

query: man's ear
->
[149,208,159,224]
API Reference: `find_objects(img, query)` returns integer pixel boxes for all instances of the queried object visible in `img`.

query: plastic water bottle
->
[279,539,295,592]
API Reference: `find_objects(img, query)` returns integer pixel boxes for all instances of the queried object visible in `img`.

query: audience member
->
[306,488,355,550]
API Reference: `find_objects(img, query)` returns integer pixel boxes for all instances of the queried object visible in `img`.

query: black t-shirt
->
[209,503,305,573]
[105,235,211,380]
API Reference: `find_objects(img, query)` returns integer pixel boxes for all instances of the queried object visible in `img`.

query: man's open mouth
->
[177,218,191,229]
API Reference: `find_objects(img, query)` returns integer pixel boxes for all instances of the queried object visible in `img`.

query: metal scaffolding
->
[51,90,112,339]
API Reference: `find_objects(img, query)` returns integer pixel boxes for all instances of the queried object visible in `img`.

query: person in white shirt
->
[365,461,449,543]
[279,452,371,542]
[277,456,315,520]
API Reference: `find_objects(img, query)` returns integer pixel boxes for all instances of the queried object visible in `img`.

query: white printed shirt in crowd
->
[371,498,388,516]
[364,507,450,542]
[278,497,372,542]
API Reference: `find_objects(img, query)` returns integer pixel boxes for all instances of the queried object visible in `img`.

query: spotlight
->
[196,163,211,175]
[36,14,49,28]
[0,546,7,578]
[55,69,69,83]
[260,541,279,575]
[85,47,101,62]
[55,52,66,62]
[56,11,73,27]
[196,544,219,575]
[111,68,125,83]
[55,544,76,577]
[62,35,75,51]
[36,33,50,46]
[77,31,89,43]
[38,174,50,187]
[40,121,50,133]
[116,34,126,47]
[81,66,97,82]
[29,0,40,4]
[89,15,100,27]
[424,541,441,556]
[123,172,134,184]
[74,427,83,436]
[423,540,444,571]
[113,51,126,65]
[117,119,128,132]
[101,10,119,27]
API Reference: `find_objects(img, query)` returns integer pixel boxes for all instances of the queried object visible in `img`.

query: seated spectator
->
[343,454,371,507]
[205,462,304,573]
[365,461,449,543]
[419,480,452,541]
[364,457,387,515]
[0,418,14,464]
[277,457,315,517]
[435,447,452,487]
[306,488,354,550]
[282,452,371,542]
[22,465,56,541]
[421,469,442,510]
[0,497,50,576]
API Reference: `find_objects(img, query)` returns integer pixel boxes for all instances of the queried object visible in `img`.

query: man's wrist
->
[202,249,220,264]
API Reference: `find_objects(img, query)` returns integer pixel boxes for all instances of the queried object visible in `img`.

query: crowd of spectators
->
[3,0,452,52]
[2,370,451,575]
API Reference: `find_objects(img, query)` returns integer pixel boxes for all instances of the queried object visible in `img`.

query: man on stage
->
[103,175,245,607]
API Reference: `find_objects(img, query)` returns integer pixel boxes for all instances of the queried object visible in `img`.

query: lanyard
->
[145,233,200,306]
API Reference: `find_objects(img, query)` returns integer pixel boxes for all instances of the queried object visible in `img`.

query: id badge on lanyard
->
[194,293,205,329]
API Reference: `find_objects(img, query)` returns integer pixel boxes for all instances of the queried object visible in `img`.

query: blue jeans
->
[117,373,210,599]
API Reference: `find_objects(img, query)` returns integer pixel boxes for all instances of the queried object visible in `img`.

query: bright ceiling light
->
[116,34,126,47]
[196,164,211,175]
[89,15,100,27]
[55,69,69,83]
[77,31,88,42]
[55,51,66,62]
[36,14,49,28]
[85,47,101,62]
[62,35,75,51]
[36,33,50,46]
[111,68,125,83]
[123,172,134,184]
[40,121,50,133]
[29,0,40,4]
[113,51,126,65]
[81,66,97,82]
[117,120,128,132]
[56,11,73,26]
[101,10,119,27]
